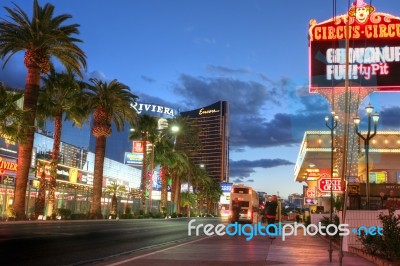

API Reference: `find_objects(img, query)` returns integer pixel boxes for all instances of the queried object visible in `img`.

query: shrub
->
[319,215,340,238]
[120,213,134,219]
[358,210,400,261]
[56,208,72,220]
[150,212,164,218]
[70,213,87,220]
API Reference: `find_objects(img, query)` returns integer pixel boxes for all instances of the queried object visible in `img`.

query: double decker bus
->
[229,184,259,224]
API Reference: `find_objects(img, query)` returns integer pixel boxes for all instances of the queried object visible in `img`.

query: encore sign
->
[309,0,400,92]
[318,178,343,192]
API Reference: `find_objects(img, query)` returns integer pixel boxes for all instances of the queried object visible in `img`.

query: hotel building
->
[181,101,230,183]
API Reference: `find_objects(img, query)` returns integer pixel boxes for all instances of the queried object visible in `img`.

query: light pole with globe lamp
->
[353,104,379,210]
[325,111,338,263]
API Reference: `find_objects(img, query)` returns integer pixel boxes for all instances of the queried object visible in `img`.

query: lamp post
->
[169,125,179,216]
[325,111,338,263]
[353,104,379,210]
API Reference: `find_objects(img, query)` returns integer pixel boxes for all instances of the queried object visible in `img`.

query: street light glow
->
[171,125,179,133]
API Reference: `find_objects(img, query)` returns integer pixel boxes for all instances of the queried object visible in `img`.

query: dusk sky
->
[1,0,400,198]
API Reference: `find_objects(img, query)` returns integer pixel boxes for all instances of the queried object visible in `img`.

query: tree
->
[0,0,87,220]
[180,192,196,217]
[153,131,177,214]
[0,84,25,142]
[129,114,158,212]
[85,78,137,219]
[33,160,47,218]
[37,68,86,217]
[104,181,127,218]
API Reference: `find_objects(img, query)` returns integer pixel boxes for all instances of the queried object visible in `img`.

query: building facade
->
[181,101,230,183]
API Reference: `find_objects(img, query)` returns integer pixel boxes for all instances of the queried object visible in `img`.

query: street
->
[0,217,221,266]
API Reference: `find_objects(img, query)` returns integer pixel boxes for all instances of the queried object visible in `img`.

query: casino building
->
[296,1,400,213]
[181,101,230,183]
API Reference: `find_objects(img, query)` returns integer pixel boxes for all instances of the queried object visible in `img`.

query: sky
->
[1,0,400,198]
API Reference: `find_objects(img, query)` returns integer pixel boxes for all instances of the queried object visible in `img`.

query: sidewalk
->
[95,226,377,266]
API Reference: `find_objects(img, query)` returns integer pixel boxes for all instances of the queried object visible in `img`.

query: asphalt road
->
[0,217,222,266]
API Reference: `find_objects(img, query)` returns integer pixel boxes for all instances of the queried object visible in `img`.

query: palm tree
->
[0,84,25,141]
[192,165,210,215]
[169,151,189,215]
[86,78,137,219]
[129,114,158,212]
[153,132,176,214]
[33,160,47,218]
[0,0,86,219]
[169,116,201,214]
[104,181,127,217]
[37,68,86,217]
[180,192,196,217]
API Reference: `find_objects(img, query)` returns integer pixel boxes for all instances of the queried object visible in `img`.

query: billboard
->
[124,152,143,166]
[309,1,400,92]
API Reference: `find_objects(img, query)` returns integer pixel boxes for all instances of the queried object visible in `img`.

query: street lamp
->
[325,111,338,263]
[354,103,379,210]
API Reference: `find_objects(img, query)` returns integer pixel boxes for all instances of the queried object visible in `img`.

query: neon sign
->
[309,0,400,92]
[199,108,220,116]
[130,102,176,117]
[0,156,17,174]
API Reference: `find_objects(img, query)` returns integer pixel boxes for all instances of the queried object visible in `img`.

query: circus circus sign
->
[309,0,400,92]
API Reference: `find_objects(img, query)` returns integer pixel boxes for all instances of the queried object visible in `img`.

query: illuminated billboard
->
[309,1,400,92]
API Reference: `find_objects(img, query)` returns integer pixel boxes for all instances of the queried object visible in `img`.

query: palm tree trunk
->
[34,170,46,218]
[90,136,107,219]
[14,67,41,220]
[148,144,155,213]
[161,165,168,215]
[174,174,181,214]
[140,138,148,212]
[47,114,62,217]
[111,194,117,216]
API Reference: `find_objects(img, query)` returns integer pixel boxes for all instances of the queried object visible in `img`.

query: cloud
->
[205,65,251,75]
[174,74,281,115]
[231,177,246,183]
[140,75,155,83]
[379,106,400,129]
[230,111,327,149]
[230,158,294,178]
[172,73,329,150]
[83,70,108,82]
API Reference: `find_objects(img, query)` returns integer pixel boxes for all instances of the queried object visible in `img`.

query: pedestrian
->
[264,195,278,239]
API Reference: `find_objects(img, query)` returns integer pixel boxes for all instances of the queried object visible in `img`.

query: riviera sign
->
[130,102,176,117]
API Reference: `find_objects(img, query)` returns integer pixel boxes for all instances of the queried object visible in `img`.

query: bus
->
[229,184,260,224]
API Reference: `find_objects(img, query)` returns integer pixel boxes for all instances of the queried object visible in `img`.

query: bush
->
[150,212,164,218]
[319,215,340,238]
[70,213,87,220]
[120,213,134,219]
[56,208,72,220]
[358,210,400,261]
